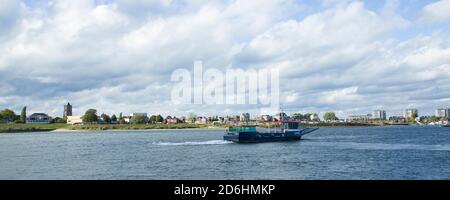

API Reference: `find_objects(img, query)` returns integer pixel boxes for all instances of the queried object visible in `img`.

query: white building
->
[67,116,83,125]
[274,112,288,121]
[195,117,207,124]
[240,113,250,122]
[436,108,450,118]
[130,113,148,117]
[123,116,132,124]
[373,110,386,120]
[404,109,418,118]
[346,115,370,122]
[258,115,273,122]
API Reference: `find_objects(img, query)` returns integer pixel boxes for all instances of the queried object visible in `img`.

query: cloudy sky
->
[0,0,450,118]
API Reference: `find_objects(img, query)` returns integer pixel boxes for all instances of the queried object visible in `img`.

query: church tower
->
[64,102,72,119]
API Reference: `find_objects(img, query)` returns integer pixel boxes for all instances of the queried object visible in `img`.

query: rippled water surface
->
[1,126,449,179]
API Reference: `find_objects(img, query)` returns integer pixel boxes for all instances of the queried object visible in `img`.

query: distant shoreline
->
[0,122,428,134]
[0,123,422,133]
[51,127,228,132]
[0,124,220,133]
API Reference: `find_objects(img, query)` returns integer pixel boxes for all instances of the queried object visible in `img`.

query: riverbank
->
[304,122,385,128]
[65,124,209,131]
[0,122,411,133]
[0,123,210,133]
[0,123,69,133]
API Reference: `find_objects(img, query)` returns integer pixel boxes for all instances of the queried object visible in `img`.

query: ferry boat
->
[223,121,319,143]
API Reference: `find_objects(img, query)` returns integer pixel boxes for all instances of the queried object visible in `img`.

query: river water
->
[0,126,449,180]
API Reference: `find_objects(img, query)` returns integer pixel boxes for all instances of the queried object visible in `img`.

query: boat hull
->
[223,133,302,143]
[224,128,318,143]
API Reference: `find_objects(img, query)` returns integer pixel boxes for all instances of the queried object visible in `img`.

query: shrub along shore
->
[66,123,209,131]
[0,123,211,133]
[0,123,69,133]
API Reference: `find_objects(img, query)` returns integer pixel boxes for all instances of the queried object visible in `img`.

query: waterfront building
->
[372,110,386,120]
[130,113,148,118]
[179,116,186,122]
[240,113,250,122]
[435,108,450,118]
[195,117,207,124]
[123,116,132,124]
[26,113,51,124]
[274,112,288,121]
[165,116,178,124]
[389,116,408,124]
[224,116,238,124]
[63,102,72,119]
[346,115,370,122]
[257,115,273,122]
[404,109,419,119]
[67,116,83,125]
[211,121,222,126]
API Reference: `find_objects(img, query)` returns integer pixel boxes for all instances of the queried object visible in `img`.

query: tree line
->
[81,109,165,124]
[0,107,32,123]
[0,107,65,124]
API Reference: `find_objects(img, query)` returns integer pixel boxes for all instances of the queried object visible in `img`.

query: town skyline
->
[1,102,449,121]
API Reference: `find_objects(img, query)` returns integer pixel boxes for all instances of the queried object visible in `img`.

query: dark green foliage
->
[131,114,147,124]
[149,115,157,123]
[20,106,27,123]
[111,114,117,123]
[82,109,98,123]
[156,114,164,123]
[0,109,16,123]
[101,113,111,124]
[51,117,66,124]
[118,113,126,124]
[323,112,338,121]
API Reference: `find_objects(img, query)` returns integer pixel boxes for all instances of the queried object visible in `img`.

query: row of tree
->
[0,107,338,124]
[291,113,320,121]
[0,107,68,124]
[0,107,27,123]
[323,112,339,121]
[292,112,339,122]
[81,109,165,124]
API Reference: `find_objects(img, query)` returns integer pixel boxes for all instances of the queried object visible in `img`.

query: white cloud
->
[0,0,449,118]
[419,0,450,23]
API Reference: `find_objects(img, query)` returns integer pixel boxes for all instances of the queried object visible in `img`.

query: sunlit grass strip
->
[0,123,69,133]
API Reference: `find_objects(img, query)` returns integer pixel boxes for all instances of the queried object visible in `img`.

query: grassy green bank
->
[0,123,69,133]
[0,122,399,133]
[0,123,209,133]
[304,122,384,127]
[65,124,208,131]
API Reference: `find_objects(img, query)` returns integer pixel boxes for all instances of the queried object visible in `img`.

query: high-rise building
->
[240,113,250,122]
[373,110,386,120]
[274,112,288,121]
[435,108,450,118]
[404,109,418,119]
[64,102,72,119]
